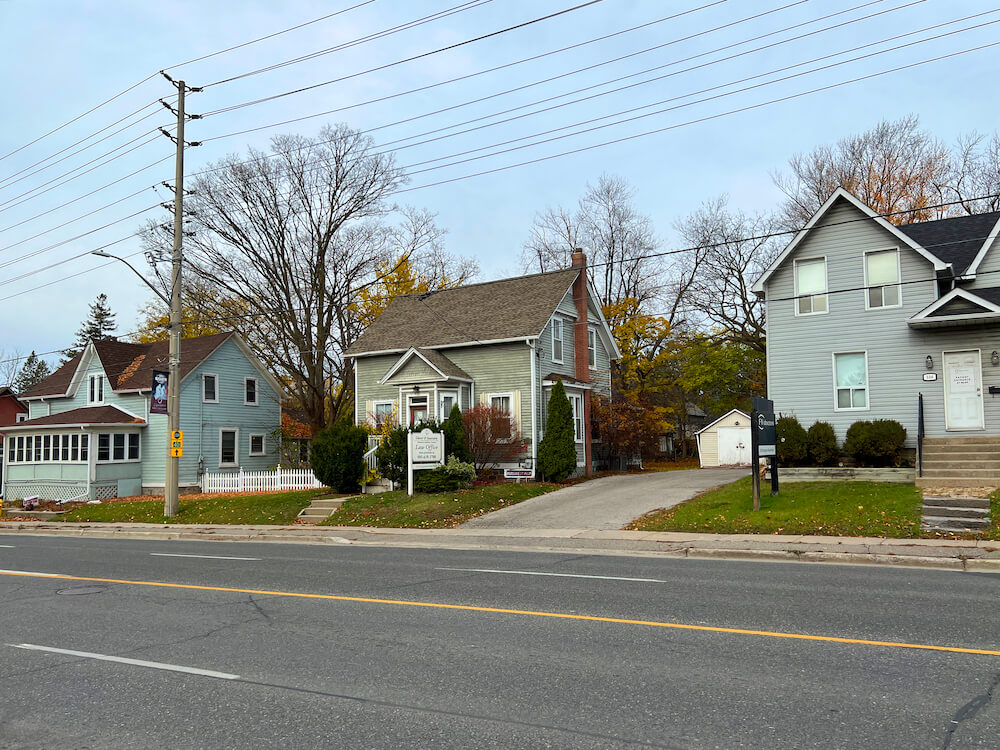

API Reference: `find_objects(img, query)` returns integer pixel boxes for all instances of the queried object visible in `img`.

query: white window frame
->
[219,428,239,468]
[248,433,266,457]
[202,373,219,404]
[438,391,458,420]
[372,399,395,428]
[551,317,565,364]
[793,256,829,317]
[832,351,870,412]
[15,413,26,423]
[568,393,584,443]
[88,374,105,405]
[863,247,903,310]
[244,376,259,406]
[486,391,515,440]
[588,327,597,369]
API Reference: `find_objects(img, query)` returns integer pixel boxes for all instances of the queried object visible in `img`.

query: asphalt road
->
[463,468,749,529]
[0,534,997,749]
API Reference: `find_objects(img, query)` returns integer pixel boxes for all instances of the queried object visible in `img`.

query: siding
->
[698,411,750,467]
[967,234,1000,285]
[388,357,438,383]
[764,197,1000,445]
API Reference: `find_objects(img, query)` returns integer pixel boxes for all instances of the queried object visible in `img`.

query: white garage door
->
[717,427,751,466]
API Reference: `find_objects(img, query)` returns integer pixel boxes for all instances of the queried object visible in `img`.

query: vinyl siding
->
[968,234,1000,285]
[697,411,750,467]
[387,357,439,384]
[764,197,1000,444]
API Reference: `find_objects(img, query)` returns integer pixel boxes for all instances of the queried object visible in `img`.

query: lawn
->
[56,490,325,525]
[627,476,923,537]
[987,490,1000,541]
[323,482,560,528]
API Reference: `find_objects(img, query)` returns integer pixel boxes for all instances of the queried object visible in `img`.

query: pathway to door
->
[462,468,749,530]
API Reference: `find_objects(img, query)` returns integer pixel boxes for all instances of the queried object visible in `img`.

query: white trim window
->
[438,391,458,419]
[202,373,219,403]
[794,257,828,315]
[88,374,105,404]
[568,393,584,443]
[551,317,565,363]
[833,352,869,410]
[488,392,514,440]
[587,328,597,369]
[219,428,238,468]
[15,414,26,423]
[865,248,902,309]
[373,400,395,428]
[244,377,259,406]
[249,433,266,457]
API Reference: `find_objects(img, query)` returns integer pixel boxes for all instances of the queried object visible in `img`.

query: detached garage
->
[696,409,752,467]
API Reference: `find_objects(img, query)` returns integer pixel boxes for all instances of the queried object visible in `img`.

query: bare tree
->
[140,124,444,435]
[0,347,23,389]
[772,114,953,227]
[944,131,1000,215]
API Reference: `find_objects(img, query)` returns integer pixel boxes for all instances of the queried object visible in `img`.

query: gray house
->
[753,188,1000,484]
[347,252,621,476]
[1,332,284,502]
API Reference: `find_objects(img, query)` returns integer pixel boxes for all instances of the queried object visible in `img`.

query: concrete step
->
[921,505,990,519]
[918,468,1000,479]
[308,499,345,509]
[922,495,991,509]
[921,516,989,533]
[297,513,331,523]
[922,459,1000,470]
[922,443,1000,454]
[917,478,1000,489]
[923,436,1000,446]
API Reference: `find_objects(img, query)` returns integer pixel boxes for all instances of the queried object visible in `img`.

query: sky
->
[1,0,998,371]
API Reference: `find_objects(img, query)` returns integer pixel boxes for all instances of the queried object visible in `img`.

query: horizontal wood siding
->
[355,354,405,425]
[388,357,438,383]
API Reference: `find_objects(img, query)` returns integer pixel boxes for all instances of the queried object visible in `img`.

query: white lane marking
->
[0,545,15,548]
[150,553,260,561]
[9,644,240,680]
[0,569,63,577]
[436,567,667,583]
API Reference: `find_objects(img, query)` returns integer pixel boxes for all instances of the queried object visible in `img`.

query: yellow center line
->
[2,569,998,657]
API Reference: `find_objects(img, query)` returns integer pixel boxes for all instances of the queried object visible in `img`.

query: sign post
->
[407,428,444,496]
[751,396,777,511]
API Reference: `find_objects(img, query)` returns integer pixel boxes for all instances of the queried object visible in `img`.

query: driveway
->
[462,468,749,530]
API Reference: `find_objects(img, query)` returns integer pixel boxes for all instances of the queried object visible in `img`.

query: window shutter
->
[480,392,487,406]
[512,390,521,428]
[365,400,373,426]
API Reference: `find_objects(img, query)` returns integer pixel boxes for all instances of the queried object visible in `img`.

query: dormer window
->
[88,374,105,404]
[865,249,901,309]
[552,317,564,363]
[794,257,828,315]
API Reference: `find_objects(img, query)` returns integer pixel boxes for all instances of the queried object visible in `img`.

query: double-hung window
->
[489,393,513,440]
[551,318,564,363]
[588,328,597,369]
[794,258,828,315]
[244,377,258,405]
[373,400,395,427]
[88,374,105,404]
[834,352,868,410]
[249,434,265,456]
[568,394,584,443]
[203,374,218,403]
[865,249,901,309]
[220,429,238,468]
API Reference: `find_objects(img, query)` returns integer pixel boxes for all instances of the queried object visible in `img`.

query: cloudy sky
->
[1,0,997,369]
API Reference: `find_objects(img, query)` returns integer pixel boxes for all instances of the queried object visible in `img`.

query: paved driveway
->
[462,468,749,530]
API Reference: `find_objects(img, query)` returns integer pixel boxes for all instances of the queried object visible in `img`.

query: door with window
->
[409,396,428,426]
[944,350,984,431]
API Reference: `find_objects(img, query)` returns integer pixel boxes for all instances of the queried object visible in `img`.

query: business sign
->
[752,396,776,456]
[150,370,169,415]
[407,428,445,496]
[503,468,534,479]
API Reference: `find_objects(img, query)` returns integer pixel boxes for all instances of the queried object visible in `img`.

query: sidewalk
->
[1,521,997,571]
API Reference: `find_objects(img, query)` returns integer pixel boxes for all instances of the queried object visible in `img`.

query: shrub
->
[537,380,577,481]
[441,404,472,464]
[414,455,478,492]
[776,415,808,465]
[806,421,839,466]
[844,420,907,466]
[311,421,368,493]
[375,426,409,488]
[462,404,524,473]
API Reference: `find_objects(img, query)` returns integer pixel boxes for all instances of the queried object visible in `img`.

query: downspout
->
[528,338,537,478]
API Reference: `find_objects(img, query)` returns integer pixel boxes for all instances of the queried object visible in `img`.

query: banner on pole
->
[150,370,169,415]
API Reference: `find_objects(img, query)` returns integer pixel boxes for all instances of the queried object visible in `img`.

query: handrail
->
[917,392,924,478]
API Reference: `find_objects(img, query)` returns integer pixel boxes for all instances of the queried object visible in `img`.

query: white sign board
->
[504,468,534,479]
[407,429,445,496]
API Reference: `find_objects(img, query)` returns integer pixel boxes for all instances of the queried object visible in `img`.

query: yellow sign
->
[170,447,183,457]
[169,429,183,458]
[171,430,183,442]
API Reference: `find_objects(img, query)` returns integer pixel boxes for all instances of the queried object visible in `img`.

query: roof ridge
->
[899,210,1000,230]
[397,266,579,299]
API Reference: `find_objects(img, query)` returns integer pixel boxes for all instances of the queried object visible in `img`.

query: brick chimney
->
[571,249,593,475]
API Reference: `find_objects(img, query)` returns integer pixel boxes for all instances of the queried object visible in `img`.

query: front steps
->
[917,436,1000,489]
[297,496,348,524]
[921,495,991,534]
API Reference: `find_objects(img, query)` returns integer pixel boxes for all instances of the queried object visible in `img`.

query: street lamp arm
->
[92,250,170,306]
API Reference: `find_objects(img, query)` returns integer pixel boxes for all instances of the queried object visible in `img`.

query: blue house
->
[0,332,284,502]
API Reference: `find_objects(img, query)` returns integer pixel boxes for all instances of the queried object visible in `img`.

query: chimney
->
[570,249,593,475]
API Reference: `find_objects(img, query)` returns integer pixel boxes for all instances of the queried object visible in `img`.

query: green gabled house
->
[346,252,621,477]
[1,332,284,502]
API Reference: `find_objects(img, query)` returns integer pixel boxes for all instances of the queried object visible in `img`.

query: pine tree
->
[537,379,577,482]
[63,293,118,362]
[13,351,51,394]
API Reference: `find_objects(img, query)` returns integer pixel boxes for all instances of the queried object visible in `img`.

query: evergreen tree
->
[442,403,472,464]
[537,380,577,482]
[63,293,118,362]
[13,351,51,394]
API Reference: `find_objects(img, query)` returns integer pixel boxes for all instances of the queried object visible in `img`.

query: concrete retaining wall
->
[775,467,915,483]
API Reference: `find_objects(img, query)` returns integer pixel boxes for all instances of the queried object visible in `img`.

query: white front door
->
[717,427,751,466]
[944,350,984,431]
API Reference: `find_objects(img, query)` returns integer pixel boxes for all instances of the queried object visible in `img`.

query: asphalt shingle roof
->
[897,211,1000,275]
[346,268,581,356]
[8,405,146,428]
[414,349,471,380]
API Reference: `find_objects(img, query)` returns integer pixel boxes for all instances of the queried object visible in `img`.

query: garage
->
[695,409,752,467]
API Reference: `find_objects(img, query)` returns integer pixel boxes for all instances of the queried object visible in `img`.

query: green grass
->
[627,476,923,537]
[56,490,325,525]
[986,490,1000,541]
[323,482,560,528]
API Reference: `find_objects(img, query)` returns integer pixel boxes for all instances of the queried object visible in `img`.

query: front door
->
[408,396,428,426]
[944,350,984,431]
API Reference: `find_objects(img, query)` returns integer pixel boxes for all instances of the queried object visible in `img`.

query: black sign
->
[752,396,776,457]
[150,370,169,415]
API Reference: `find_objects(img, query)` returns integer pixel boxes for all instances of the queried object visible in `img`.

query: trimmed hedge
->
[844,419,907,467]
[777,415,808,466]
[311,422,368,493]
[413,455,478,492]
[806,421,839,466]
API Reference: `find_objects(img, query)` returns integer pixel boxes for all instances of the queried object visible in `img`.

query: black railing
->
[917,392,925,478]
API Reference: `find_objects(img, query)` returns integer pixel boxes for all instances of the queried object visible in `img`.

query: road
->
[0,534,997,749]
[463,468,749,529]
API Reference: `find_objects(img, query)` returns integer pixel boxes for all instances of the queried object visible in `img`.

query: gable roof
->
[695,408,751,436]
[345,269,581,356]
[752,188,949,295]
[909,286,1000,328]
[380,347,472,384]
[2,405,146,430]
[897,211,1000,277]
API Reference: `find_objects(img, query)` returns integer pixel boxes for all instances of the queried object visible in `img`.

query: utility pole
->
[159,75,201,517]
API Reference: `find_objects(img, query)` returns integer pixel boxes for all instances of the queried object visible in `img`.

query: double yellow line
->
[2,568,998,657]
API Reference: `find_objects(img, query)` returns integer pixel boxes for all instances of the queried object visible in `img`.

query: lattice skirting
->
[3,481,88,502]
[93,484,117,501]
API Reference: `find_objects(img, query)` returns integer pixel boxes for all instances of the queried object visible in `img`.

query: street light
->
[93,249,180,518]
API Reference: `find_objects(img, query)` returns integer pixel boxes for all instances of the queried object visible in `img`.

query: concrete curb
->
[0,522,997,571]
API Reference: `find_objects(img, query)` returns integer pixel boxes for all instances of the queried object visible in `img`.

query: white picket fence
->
[201,467,325,493]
